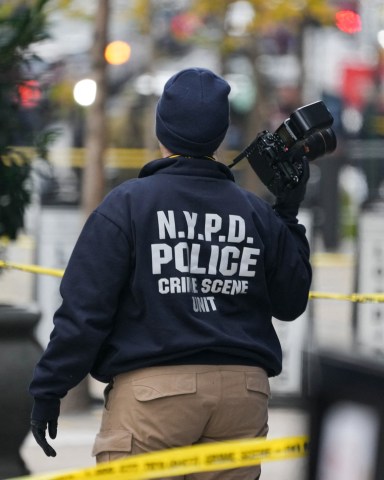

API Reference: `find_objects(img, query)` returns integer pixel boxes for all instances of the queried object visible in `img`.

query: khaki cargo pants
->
[92,365,270,480]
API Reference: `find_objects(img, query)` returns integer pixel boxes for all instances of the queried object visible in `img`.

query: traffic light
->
[18,80,41,108]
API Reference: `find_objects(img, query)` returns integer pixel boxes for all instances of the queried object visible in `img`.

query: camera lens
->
[304,128,337,160]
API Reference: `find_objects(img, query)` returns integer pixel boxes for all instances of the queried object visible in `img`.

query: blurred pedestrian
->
[29,67,312,480]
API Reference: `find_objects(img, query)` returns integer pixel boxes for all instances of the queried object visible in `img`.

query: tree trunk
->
[81,0,110,217]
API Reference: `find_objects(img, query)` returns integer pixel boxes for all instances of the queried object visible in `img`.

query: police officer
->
[30,67,312,480]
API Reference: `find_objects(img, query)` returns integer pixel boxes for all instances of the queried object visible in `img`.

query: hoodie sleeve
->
[29,209,131,401]
[265,207,312,321]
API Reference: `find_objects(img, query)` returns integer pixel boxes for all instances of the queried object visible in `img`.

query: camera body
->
[230,100,337,193]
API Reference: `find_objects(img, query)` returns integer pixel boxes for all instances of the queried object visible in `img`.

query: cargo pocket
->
[245,371,271,398]
[103,380,114,410]
[92,429,132,463]
[132,373,196,402]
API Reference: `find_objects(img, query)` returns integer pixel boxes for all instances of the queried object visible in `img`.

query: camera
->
[229,100,337,192]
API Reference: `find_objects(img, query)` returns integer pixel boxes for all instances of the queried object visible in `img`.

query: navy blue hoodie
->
[30,156,311,419]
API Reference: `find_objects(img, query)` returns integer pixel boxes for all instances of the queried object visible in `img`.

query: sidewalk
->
[21,405,309,480]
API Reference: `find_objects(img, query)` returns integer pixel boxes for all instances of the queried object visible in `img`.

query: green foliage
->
[0,0,50,240]
[0,151,31,240]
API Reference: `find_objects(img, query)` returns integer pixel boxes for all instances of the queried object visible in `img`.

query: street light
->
[73,79,97,107]
[104,40,131,65]
[378,30,384,49]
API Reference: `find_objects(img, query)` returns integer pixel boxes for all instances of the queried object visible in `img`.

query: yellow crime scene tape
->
[0,259,309,478]
[1,259,384,303]
[0,260,65,278]
[309,291,384,303]
[11,435,308,480]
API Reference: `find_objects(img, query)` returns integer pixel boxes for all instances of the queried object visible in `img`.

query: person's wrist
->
[31,398,60,422]
[273,200,300,219]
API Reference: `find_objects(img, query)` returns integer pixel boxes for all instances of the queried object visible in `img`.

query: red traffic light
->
[18,80,41,108]
[335,9,362,34]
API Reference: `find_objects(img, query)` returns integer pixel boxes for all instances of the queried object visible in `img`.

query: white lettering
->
[239,248,260,277]
[228,215,246,243]
[219,246,240,276]
[207,296,217,311]
[158,276,198,294]
[174,242,189,273]
[190,243,206,274]
[192,296,217,312]
[151,244,172,274]
[205,214,222,241]
[201,278,249,295]
[230,279,248,294]
[183,211,197,239]
[208,245,219,275]
[157,211,176,239]
[152,243,259,277]
[158,278,169,293]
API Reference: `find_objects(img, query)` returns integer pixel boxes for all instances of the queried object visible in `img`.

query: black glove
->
[274,157,310,207]
[31,418,57,457]
[31,398,60,457]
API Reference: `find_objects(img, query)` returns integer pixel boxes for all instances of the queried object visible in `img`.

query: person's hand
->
[31,418,57,457]
[272,158,310,220]
[274,157,310,207]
